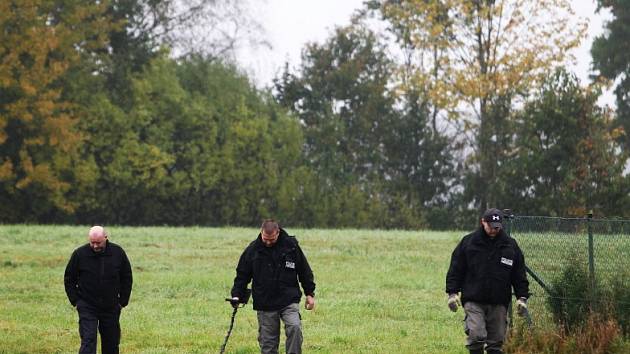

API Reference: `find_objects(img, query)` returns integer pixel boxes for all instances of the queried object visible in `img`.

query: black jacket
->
[64,241,133,310]
[446,227,529,306]
[231,229,315,311]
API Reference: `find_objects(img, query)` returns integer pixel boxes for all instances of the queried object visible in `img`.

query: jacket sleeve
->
[119,249,133,307]
[511,242,530,299]
[445,239,466,294]
[231,247,252,299]
[296,243,315,297]
[64,250,79,306]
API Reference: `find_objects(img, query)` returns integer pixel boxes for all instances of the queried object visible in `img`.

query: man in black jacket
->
[446,208,529,354]
[231,219,316,354]
[64,226,133,354]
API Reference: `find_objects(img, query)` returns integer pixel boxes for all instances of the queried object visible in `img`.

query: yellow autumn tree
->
[0,0,112,220]
[375,0,587,210]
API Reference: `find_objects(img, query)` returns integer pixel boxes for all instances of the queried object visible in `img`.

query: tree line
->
[1,0,629,229]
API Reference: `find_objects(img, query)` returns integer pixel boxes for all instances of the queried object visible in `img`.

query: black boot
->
[486,350,503,354]
[469,349,483,354]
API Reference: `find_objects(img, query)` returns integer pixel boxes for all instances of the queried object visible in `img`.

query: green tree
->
[73,58,177,224]
[500,70,629,217]
[0,0,112,222]
[74,54,306,226]
[102,0,266,110]
[276,24,455,228]
[591,0,630,147]
[275,25,397,226]
[372,0,587,212]
[276,25,395,185]
[174,57,306,226]
[385,89,459,229]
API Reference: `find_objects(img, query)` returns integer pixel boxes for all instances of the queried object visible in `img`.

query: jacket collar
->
[473,227,508,245]
[88,240,112,256]
[255,228,290,250]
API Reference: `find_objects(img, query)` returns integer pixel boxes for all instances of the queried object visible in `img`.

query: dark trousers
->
[76,300,121,354]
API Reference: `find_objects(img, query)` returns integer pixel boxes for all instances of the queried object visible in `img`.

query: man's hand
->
[305,295,315,310]
[447,294,460,312]
[229,297,240,309]
[516,297,528,317]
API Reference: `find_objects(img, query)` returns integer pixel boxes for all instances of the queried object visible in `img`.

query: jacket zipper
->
[100,257,105,283]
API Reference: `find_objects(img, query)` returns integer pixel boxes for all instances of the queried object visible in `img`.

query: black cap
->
[482,208,504,228]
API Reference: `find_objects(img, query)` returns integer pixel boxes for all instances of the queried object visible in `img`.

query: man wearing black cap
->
[445,208,529,354]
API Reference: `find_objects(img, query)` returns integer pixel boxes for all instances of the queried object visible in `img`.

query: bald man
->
[64,226,133,354]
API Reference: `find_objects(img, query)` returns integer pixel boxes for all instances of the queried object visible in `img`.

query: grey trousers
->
[257,303,302,354]
[463,301,507,352]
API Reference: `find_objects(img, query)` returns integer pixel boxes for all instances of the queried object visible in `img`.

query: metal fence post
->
[503,209,513,237]
[587,211,596,307]
[503,209,514,328]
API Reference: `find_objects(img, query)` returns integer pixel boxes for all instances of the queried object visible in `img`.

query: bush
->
[546,260,629,335]
[508,260,630,352]
[610,277,630,336]
[505,313,627,354]
[547,259,596,331]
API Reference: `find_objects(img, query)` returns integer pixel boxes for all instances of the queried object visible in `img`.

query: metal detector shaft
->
[524,307,533,328]
[219,306,238,354]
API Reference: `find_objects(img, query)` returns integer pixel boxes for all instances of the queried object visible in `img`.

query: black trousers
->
[76,300,121,354]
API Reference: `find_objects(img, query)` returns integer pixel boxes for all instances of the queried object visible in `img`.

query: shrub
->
[547,259,595,331]
[546,260,629,335]
[609,277,630,336]
[505,313,627,354]
[508,260,630,353]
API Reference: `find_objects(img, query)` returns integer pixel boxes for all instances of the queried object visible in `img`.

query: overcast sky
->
[236,0,613,105]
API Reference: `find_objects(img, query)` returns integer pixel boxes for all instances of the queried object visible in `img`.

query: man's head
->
[481,208,503,237]
[260,219,280,247]
[88,226,108,253]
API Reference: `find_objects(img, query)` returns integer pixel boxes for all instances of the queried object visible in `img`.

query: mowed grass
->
[0,225,472,354]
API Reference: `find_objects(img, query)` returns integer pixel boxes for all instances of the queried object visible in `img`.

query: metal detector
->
[508,297,534,332]
[522,305,533,328]
[219,289,251,354]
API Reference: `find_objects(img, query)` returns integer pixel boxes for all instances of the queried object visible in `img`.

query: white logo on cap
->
[492,215,500,221]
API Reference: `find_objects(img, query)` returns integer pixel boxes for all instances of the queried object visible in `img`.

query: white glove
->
[516,297,528,317]
[447,294,460,312]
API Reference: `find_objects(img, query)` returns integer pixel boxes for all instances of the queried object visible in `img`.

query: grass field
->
[0,225,512,354]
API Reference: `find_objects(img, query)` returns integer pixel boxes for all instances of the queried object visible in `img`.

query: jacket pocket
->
[496,248,515,278]
[279,253,298,286]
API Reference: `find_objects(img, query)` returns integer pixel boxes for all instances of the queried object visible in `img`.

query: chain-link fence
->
[505,212,630,333]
